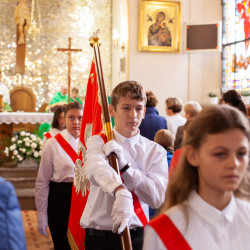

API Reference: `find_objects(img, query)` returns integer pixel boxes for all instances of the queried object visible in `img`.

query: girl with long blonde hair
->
[143,105,250,250]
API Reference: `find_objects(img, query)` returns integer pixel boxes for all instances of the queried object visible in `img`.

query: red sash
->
[149,214,191,250]
[55,133,78,163]
[44,132,52,139]
[99,133,148,227]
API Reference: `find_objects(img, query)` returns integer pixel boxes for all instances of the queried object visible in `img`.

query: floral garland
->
[4,131,42,163]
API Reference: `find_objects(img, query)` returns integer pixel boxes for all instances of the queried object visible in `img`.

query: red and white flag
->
[67,59,103,250]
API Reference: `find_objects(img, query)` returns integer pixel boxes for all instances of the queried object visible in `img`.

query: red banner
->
[67,60,103,250]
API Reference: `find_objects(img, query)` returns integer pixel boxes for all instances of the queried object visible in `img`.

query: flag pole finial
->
[89,29,101,47]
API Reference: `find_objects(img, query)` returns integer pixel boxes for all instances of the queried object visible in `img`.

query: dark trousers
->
[85,227,144,250]
[48,181,72,250]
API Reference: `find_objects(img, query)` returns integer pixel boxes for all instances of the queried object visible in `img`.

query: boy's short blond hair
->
[184,101,202,118]
[111,81,146,110]
[154,129,175,148]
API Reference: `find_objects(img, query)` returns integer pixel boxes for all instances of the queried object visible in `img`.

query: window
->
[222,0,250,92]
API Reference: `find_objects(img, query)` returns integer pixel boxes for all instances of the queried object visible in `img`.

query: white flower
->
[23,137,29,142]
[25,142,30,147]
[31,142,37,148]
[34,151,39,158]
[22,148,26,153]
[11,137,16,142]
[4,147,9,157]
[11,156,15,159]
[20,131,26,136]
[38,150,42,156]
[10,144,16,151]
[26,132,30,136]
[13,150,18,155]
[31,134,36,140]
[17,155,23,162]
[17,140,22,144]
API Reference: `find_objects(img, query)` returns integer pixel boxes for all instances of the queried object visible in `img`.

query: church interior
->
[0,0,250,249]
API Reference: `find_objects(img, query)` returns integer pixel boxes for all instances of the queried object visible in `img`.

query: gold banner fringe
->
[67,228,80,250]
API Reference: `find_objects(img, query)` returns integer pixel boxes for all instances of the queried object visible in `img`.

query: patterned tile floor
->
[21,210,54,250]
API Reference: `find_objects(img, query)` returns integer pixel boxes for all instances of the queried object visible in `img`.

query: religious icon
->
[148,11,172,47]
[14,0,31,45]
[138,0,180,52]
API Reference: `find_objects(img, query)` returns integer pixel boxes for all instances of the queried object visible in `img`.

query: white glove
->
[111,189,134,234]
[103,139,127,170]
[37,213,48,236]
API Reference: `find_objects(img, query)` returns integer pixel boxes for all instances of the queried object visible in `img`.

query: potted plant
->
[208,90,219,104]
[4,131,42,167]
[240,90,250,105]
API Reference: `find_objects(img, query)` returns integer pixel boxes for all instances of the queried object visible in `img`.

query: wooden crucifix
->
[57,37,82,103]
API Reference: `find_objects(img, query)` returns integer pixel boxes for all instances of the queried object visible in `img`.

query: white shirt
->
[166,114,186,137]
[143,191,250,250]
[35,129,79,221]
[41,128,60,153]
[80,129,168,230]
[0,82,10,104]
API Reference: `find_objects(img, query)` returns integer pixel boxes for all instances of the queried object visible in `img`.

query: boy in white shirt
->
[80,81,168,250]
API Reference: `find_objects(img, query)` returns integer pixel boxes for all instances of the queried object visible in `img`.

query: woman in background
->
[165,97,186,137]
[223,89,247,116]
[41,105,66,152]
[139,91,167,141]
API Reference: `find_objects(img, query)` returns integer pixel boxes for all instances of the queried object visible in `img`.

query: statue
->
[14,0,31,45]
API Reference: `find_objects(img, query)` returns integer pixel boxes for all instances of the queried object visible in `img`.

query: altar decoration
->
[0,0,112,110]
[4,131,42,165]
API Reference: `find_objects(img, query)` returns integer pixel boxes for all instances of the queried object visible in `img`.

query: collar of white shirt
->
[113,128,140,147]
[188,191,236,225]
[60,129,80,144]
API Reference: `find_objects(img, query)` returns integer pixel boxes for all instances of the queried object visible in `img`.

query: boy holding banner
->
[80,81,168,250]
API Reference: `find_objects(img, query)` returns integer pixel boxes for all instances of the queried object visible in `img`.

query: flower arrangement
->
[240,90,250,96]
[208,90,218,97]
[4,131,42,163]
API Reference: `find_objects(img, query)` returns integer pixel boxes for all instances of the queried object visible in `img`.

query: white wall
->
[128,0,222,116]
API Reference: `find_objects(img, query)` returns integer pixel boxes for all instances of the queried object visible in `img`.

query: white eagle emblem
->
[73,123,93,196]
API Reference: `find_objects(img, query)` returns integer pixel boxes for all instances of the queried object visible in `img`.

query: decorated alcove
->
[0,0,129,110]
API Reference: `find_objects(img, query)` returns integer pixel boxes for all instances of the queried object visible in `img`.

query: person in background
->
[174,101,202,151]
[35,102,83,250]
[0,176,26,250]
[165,97,186,137]
[70,87,83,104]
[149,129,174,219]
[0,71,11,111]
[49,84,69,107]
[80,81,168,250]
[143,105,250,250]
[169,120,192,177]
[154,129,174,167]
[223,89,247,116]
[139,91,167,141]
[39,84,69,138]
[41,105,66,152]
